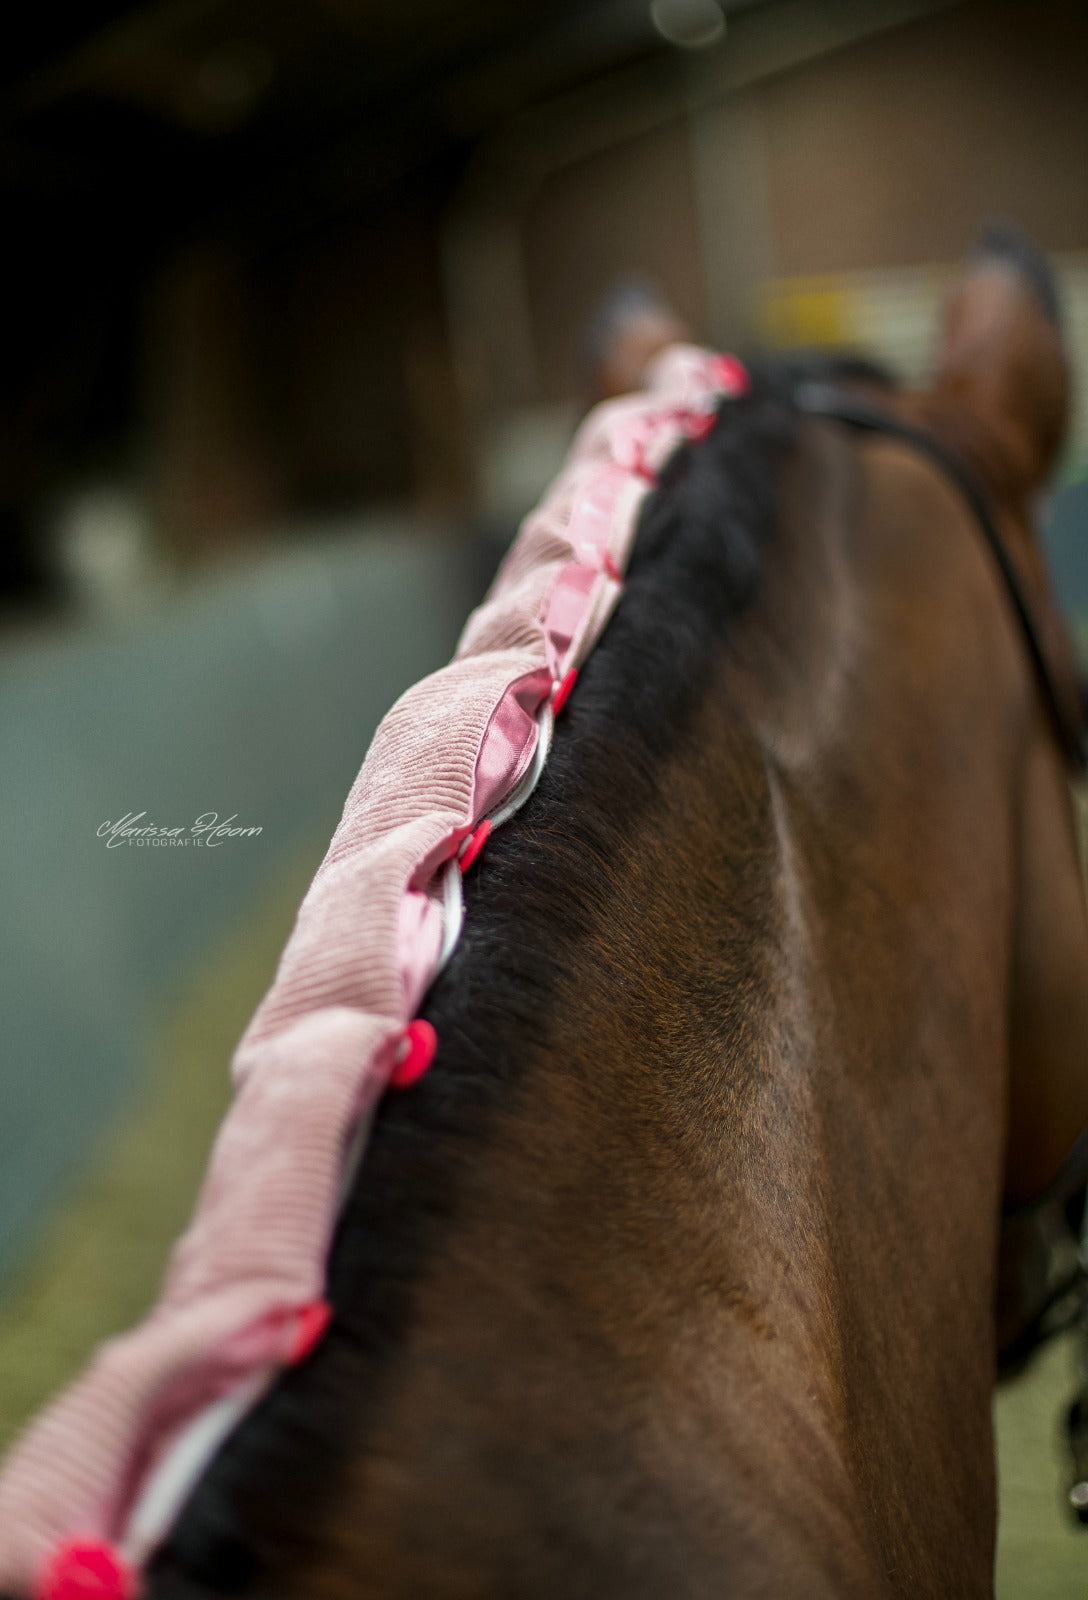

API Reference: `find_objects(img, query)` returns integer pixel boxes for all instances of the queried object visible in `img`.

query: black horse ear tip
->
[970,218,1063,331]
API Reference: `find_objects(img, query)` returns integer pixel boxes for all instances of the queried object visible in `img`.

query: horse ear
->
[933,222,1069,495]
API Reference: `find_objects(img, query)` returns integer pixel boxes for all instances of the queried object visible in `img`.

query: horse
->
[16,227,1088,1600]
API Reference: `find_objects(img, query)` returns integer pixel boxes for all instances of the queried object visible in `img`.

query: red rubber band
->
[457,818,491,874]
[38,1539,134,1600]
[390,1018,437,1089]
[710,353,751,395]
[602,551,622,582]
[287,1299,332,1366]
[631,443,657,483]
[684,409,716,443]
[551,668,577,717]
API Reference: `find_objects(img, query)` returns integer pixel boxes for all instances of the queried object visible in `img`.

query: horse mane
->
[148,353,881,1595]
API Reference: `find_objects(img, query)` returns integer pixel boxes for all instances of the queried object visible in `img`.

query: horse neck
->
[282,417,1024,1598]
[160,403,1037,1599]
[888,387,1088,1206]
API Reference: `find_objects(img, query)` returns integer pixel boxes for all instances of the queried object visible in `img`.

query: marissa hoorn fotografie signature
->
[97,812,264,849]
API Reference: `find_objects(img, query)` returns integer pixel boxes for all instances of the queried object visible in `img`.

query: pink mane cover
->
[0,346,745,1597]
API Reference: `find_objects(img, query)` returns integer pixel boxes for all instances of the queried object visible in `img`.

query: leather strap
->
[793,381,1087,774]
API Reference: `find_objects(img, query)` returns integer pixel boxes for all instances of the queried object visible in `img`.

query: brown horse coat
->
[148,244,1088,1600]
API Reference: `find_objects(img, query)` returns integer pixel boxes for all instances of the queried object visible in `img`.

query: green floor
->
[0,848,1085,1594]
[996,1334,1087,1597]
[0,850,309,1445]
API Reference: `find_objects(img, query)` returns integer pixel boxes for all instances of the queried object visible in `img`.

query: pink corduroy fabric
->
[0,345,747,1596]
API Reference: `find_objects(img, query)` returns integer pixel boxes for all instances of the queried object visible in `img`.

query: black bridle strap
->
[793,381,1087,774]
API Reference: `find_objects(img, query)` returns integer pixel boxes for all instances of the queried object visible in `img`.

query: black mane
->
[146,354,861,1595]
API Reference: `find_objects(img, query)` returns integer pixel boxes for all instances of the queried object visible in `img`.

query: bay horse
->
[125,233,1088,1596]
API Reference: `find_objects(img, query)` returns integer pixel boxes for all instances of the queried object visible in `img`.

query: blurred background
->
[1,1,1086,1592]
